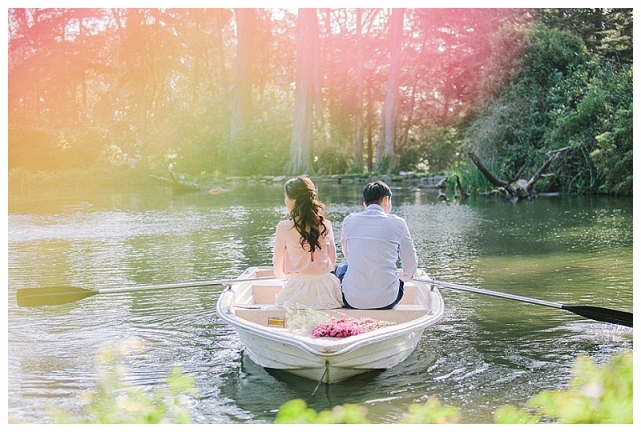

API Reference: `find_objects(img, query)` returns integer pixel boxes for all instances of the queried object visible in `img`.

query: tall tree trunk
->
[230,8,255,145]
[313,9,327,149]
[286,8,319,174]
[376,8,404,173]
[397,35,427,154]
[353,8,364,171]
[137,94,147,165]
[214,9,228,92]
[366,82,374,172]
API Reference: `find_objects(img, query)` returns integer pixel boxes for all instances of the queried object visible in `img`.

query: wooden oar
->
[415,277,632,328]
[16,276,279,307]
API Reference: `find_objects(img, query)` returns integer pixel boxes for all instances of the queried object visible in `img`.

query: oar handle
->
[414,277,563,309]
[96,276,278,294]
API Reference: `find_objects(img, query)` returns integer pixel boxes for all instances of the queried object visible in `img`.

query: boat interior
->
[230,280,434,328]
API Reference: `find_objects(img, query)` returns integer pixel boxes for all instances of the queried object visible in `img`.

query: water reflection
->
[7,184,632,424]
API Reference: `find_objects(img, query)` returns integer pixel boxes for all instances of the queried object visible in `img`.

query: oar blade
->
[563,305,633,328]
[16,286,98,307]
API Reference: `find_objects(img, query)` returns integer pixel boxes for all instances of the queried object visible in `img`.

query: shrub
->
[313,142,352,175]
[49,337,197,424]
[495,351,632,424]
[275,399,370,424]
[47,339,631,424]
[276,351,632,424]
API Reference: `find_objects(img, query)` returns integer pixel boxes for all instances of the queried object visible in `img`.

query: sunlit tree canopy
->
[8,8,632,195]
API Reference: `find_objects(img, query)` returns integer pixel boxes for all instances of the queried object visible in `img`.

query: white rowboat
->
[216,266,444,383]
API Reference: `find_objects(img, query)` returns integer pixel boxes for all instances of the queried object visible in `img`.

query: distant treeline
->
[8,8,632,195]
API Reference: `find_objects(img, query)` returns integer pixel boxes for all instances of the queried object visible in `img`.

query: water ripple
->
[7,188,632,424]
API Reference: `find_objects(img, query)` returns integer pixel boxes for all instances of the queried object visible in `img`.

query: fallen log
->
[454,175,470,199]
[469,147,571,200]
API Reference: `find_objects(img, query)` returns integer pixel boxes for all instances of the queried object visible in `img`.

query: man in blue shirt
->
[336,181,418,309]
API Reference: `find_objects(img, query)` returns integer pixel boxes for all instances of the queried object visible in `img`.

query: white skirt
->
[275,272,344,309]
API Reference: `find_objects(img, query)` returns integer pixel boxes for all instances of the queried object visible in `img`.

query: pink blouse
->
[272,219,337,279]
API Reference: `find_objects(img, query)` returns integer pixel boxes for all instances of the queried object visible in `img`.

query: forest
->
[7,8,633,195]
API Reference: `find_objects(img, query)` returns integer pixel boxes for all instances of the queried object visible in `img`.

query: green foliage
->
[591,123,632,196]
[543,61,632,195]
[275,399,370,424]
[466,20,632,195]
[495,351,632,424]
[375,154,391,175]
[277,351,631,425]
[537,8,633,64]
[314,142,353,175]
[146,101,225,174]
[400,398,461,424]
[47,338,630,425]
[396,127,467,175]
[215,95,293,176]
[275,396,460,424]
[588,70,632,195]
[414,127,467,173]
[49,337,196,424]
[455,156,501,194]
[216,126,290,176]
[520,23,589,88]
[529,352,633,424]
[8,165,157,194]
[8,9,631,186]
[478,22,532,101]
[9,124,124,172]
[396,143,425,173]
[493,405,541,424]
[348,165,366,175]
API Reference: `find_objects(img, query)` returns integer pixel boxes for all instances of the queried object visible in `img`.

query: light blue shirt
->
[340,204,418,308]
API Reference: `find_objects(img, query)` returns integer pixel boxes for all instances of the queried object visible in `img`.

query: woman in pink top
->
[272,176,343,309]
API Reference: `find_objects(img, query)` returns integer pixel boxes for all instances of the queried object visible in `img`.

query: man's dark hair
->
[363,181,392,206]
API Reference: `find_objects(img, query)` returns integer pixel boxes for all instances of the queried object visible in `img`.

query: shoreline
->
[8,166,449,194]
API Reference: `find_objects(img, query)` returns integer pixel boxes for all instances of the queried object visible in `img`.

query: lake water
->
[7,181,633,423]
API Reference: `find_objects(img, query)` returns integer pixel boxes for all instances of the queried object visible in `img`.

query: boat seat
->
[335,305,427,322]
[233,304,427,327]
[251,284,282,304]
[398,285,417,304]
[250,281,423,305]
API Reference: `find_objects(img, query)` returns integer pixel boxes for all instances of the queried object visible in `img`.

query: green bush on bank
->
[465,23,632,196]
[275,351,633,424]
[494,351,633,424]
[43,341,631,425]
[48,338,196,424]
[275,396,461,424]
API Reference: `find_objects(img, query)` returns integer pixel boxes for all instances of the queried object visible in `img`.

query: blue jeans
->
[333,264,404,310]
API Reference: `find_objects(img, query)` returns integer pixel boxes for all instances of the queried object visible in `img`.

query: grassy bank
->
[8,166,449,195]
[8,166,164,193]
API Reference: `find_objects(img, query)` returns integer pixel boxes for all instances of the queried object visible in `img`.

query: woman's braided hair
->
[284,176,327,255]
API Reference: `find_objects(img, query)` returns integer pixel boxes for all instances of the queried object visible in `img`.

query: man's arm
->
[397,219,418,280]
[340,216,350,259]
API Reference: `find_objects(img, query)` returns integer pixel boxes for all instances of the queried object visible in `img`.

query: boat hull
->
[216,267,444,383]
[234,319,426,383]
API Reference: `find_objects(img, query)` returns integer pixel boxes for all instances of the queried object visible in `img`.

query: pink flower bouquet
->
[311,315,395,338]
